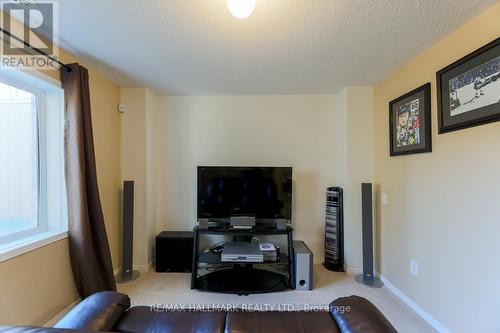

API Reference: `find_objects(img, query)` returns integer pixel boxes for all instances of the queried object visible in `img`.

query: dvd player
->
[221,242,263,263]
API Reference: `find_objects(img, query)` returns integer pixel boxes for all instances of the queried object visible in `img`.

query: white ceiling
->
[56,0,496,94]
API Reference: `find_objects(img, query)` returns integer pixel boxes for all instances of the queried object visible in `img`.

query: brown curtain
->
[61,63,116,298]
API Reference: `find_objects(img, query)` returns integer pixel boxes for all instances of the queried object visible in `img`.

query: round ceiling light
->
[226,0,256,19]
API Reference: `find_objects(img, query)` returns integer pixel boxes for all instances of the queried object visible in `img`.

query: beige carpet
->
[118,264,435,333]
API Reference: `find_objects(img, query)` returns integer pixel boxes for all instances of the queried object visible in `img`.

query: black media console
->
[190,226,295,295]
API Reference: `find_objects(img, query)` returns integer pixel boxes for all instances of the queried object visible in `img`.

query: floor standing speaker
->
[115,181,140,283]
[355,183,383,288]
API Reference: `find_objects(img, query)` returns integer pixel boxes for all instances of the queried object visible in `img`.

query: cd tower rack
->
[323,187,344,271]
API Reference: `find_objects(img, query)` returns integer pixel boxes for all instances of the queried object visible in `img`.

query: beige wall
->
[0,239,75,325]
[120,88,156,270]
[341,87,374,272]
[124,91,373,270]
[0,39,122,326]
[153,95,344,259]
[145,90,157,266]
[373,2,500,332]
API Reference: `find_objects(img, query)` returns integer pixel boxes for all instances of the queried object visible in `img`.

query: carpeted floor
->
[117,264,435,332]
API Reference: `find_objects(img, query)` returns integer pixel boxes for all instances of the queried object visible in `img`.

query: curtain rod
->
[0,27,72,72]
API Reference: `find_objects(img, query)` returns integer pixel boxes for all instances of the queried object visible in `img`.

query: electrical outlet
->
[381,193,388,205]
[410,260,419,277]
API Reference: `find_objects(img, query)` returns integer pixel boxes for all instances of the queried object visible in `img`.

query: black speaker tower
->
[115,180,140,283]
[355,183,383,288]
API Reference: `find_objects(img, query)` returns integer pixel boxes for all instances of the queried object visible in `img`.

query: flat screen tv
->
[197,166,292,222]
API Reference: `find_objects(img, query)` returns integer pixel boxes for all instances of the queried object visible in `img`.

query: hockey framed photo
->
[389,83,432,156]
[437,37,500,134]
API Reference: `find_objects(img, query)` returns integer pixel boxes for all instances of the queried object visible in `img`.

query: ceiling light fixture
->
[226,0,256,19]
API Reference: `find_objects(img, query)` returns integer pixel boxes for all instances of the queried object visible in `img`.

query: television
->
[197,166,292,223]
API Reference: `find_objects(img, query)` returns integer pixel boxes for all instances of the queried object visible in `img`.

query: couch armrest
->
[54,291,130,331]
[0,327,79,332]
[329,296,397,333]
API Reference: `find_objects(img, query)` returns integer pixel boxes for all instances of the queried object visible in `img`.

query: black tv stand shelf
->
[191,226,295,295]
[199,251,291,265]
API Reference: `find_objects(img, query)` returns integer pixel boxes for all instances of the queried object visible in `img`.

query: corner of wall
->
[336,86,375,272]
[119,88,159,268]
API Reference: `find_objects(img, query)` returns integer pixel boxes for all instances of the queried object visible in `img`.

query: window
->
[0,70,67,260]
[0,81,40,240]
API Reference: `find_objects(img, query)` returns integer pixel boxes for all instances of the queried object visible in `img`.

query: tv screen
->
[197,166,292,221]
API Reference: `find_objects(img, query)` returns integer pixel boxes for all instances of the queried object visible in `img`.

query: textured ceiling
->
[56,0,496,94]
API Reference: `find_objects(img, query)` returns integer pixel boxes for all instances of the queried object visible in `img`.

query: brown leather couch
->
[0,291,397,333]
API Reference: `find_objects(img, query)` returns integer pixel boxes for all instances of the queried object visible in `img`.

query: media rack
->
[323,187,344,271]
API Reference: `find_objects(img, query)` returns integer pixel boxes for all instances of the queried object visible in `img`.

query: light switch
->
[381,192,388,205]
[410,260,419,277]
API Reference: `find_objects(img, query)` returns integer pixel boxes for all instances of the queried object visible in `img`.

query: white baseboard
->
[134,264,152,273]
[114,262,153,276]
[44,299,80,327]
[343,264,362,275]
[377,273,451,333]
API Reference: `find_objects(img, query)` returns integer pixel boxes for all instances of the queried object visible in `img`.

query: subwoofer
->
[115,180,140,283]
[293,240,313,291]
[155,231,194,272]
[355,183,383,288]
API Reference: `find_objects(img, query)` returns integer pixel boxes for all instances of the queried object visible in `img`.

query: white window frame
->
[0,69,67,262]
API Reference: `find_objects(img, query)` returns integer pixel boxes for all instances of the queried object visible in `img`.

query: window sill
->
[0,230,68,263]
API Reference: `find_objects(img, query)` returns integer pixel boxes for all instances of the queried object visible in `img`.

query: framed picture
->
[437,37,500,133]
[389,83,432,156]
